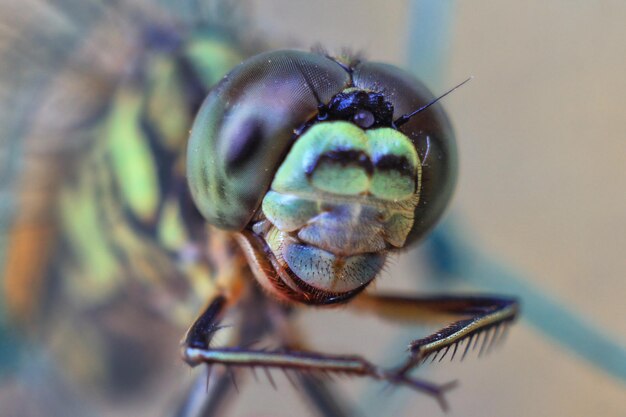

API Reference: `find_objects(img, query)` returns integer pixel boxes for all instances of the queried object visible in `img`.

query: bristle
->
[495,323,511,347]
[472,330,482,350]
[487,324,503,354]
[479,326,498,357]
[264,367,276,389]
[227,367,239,393]
[250,365,259,382]
[205,364,212,393]
[438,345,451,362]
[310,43,328,57]
[283,369,299,391]
[461,334,474,361]
[449,341,460,361]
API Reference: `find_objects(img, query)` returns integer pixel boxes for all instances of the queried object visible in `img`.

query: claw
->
[384,371,458,411]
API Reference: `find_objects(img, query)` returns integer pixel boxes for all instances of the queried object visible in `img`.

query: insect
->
[181,48,518,409]
[0,1,520,416]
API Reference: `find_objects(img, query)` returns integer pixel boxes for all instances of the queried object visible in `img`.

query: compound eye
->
[186,50,351,230]
[353,109,375,128]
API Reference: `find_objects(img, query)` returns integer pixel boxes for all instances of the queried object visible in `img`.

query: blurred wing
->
[0,0,254,415]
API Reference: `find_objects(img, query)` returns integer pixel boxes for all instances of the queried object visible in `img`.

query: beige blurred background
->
[235,1,626,416]
[2,1,624,417]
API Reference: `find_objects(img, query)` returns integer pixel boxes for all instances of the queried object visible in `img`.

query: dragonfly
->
[0,1,524,416]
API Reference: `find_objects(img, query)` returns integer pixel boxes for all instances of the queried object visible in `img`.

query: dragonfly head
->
[187,50,458,305]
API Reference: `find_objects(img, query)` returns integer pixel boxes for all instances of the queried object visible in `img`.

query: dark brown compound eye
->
[353,109,375,128]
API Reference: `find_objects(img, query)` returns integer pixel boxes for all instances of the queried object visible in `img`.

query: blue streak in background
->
[407,0,456,90]
[426,220,626,383]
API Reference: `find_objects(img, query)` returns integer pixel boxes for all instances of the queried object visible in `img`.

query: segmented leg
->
[182,295,456,410]
[349,293,519,374]
[265,301,357,417]
[175,287,274,417]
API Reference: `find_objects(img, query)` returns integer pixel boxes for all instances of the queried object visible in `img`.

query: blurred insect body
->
[0,1,518,416]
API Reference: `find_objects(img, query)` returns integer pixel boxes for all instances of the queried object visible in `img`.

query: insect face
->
[258,120,421,302]
[187,50,457,305]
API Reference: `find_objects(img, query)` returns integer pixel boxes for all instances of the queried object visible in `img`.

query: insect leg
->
[266,303,357,417]
[182,295,456,410]
[349,293,519,371]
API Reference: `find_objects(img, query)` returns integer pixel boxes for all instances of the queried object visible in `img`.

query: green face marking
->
[258,121,421,294]
[270,121,420,200]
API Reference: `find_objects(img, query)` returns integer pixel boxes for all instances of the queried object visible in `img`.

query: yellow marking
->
[96,151,176,287]
[59,158,122,304]
[157,198,189,250]
[183,39,244,87]
[106,89,160,223]
[146,56,191,150]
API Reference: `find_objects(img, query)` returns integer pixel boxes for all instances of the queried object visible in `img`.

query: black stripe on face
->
[373,154,414,178]
[306,149,374,177]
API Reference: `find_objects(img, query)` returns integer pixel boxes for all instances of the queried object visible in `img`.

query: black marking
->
[178,178,208,241]
[225,118,264,173]
[374,154,414,177]
[307,149,374,177]
[107,113,177,235]
[178,56,218,110]
[95,156,194,298]
[323,90,394,128]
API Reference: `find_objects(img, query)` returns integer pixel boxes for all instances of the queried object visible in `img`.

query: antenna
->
[393,76,473,128]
